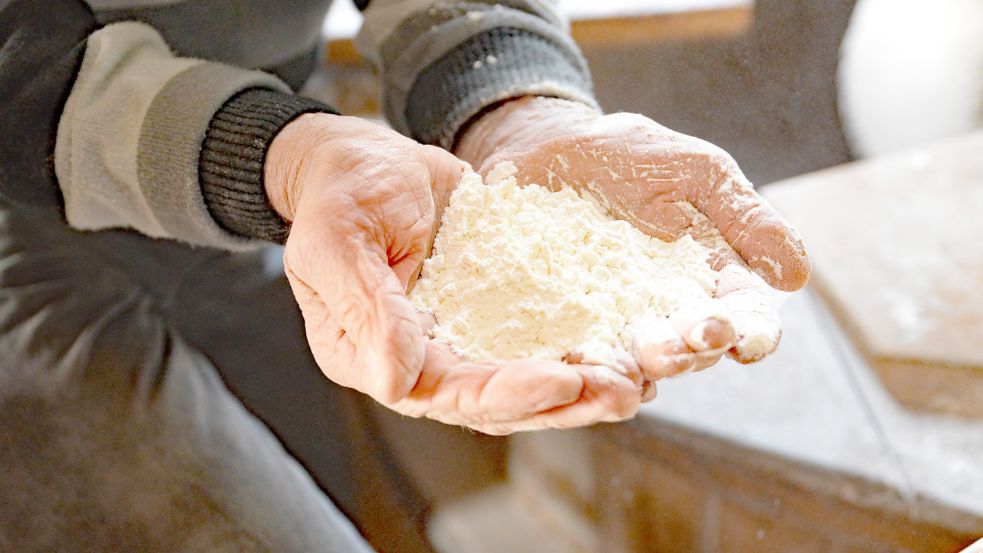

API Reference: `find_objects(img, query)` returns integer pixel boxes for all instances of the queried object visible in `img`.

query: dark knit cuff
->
[199,88,337,244]
[405,27,598,150]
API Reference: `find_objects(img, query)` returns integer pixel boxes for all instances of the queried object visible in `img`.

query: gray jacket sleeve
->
[357,0,600,149]
[54,22,333,250]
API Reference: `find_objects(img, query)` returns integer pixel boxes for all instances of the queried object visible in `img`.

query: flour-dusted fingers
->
[688,163,811,292]
[465,364,641,435]
[390,341,589,427]
[628,301,735,379]
[686,210,780,363]
[640,379,658,402]
[389,341,641,434]
[667,301,736,356]
[564,344,644,388]
[565,344,651,402]
[628,315,698,380]
[716,263,782,363]
[667,301,736,371]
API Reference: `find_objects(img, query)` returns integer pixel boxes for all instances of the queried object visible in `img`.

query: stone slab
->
[640,288,983,519]
[762,131,983,417]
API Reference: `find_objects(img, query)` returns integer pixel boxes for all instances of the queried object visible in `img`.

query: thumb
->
[287,197,426,404]
[690,166,811,291]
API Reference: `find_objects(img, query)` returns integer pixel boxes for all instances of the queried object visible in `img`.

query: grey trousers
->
[0,203,380,552]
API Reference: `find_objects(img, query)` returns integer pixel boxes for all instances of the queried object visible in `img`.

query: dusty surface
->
[645,289,983,518]
[763,131,983,418]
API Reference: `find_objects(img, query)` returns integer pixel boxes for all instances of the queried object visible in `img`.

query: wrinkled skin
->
[265,113,640,435]
[456,97,812,399]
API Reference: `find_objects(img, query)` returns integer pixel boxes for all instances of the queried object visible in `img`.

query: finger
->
[623,200,694,243]
[403,153,470,292]
[636,336,698,378]
[466,364,641,435]
[668,301,736,354]
[390,341,587,425]
[716,263,782,363]
[564,344,643,388]
[390,245,430,292]
[423,146,470,214]
[689,164,811,292]
[416,309,437,335]
[388,207,437,290]
[499,146,694,243]
[669,304,736,373]
[629,315,698,379]
[286,209,425,404]
[641,380,658,402]
[566,345,651,402]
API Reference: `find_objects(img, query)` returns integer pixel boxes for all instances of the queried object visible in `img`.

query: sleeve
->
[355,0,600,149]
[1,0,336,250]
[55,22,336,250]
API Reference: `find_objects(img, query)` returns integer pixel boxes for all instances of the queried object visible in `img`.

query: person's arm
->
[356,0,598,149]
[1,0,640,433]
[56,21,339,249]
[1,0,336,249]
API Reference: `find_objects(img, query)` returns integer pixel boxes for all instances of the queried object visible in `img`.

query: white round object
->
[838,0,983,158]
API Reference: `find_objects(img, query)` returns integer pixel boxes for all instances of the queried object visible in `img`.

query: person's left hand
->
[265,112,641,434]
[456,97,811,398]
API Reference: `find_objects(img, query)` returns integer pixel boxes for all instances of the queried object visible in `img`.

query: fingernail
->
[641,380,658,402]
[563,351,585,364]
[688,317,736,351]
[749,256,784,286]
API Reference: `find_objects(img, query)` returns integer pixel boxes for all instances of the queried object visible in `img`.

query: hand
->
[456,97,811,394]
[264,113,640,433]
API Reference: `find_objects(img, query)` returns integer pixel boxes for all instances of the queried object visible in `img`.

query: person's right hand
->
[264,113,642,434]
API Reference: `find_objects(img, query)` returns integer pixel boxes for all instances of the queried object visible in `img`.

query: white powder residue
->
[409,167,725,366]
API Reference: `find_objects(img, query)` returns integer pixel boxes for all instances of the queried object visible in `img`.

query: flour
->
[409,166,725,366]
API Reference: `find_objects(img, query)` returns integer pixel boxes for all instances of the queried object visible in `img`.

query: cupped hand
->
[456,97,811,392]
[264,113,640,433]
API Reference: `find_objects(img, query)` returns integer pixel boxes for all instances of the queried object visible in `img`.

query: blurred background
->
[306,1,983,551]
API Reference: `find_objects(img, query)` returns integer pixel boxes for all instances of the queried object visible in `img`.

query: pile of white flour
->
[409,167,722,365]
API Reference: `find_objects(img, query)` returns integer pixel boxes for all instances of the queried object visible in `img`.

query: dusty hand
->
[265,113,640,433]
[456,97,811,394]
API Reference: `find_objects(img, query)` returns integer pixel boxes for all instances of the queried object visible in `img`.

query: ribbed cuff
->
[199,88,337,243]
[405,27,599,150]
